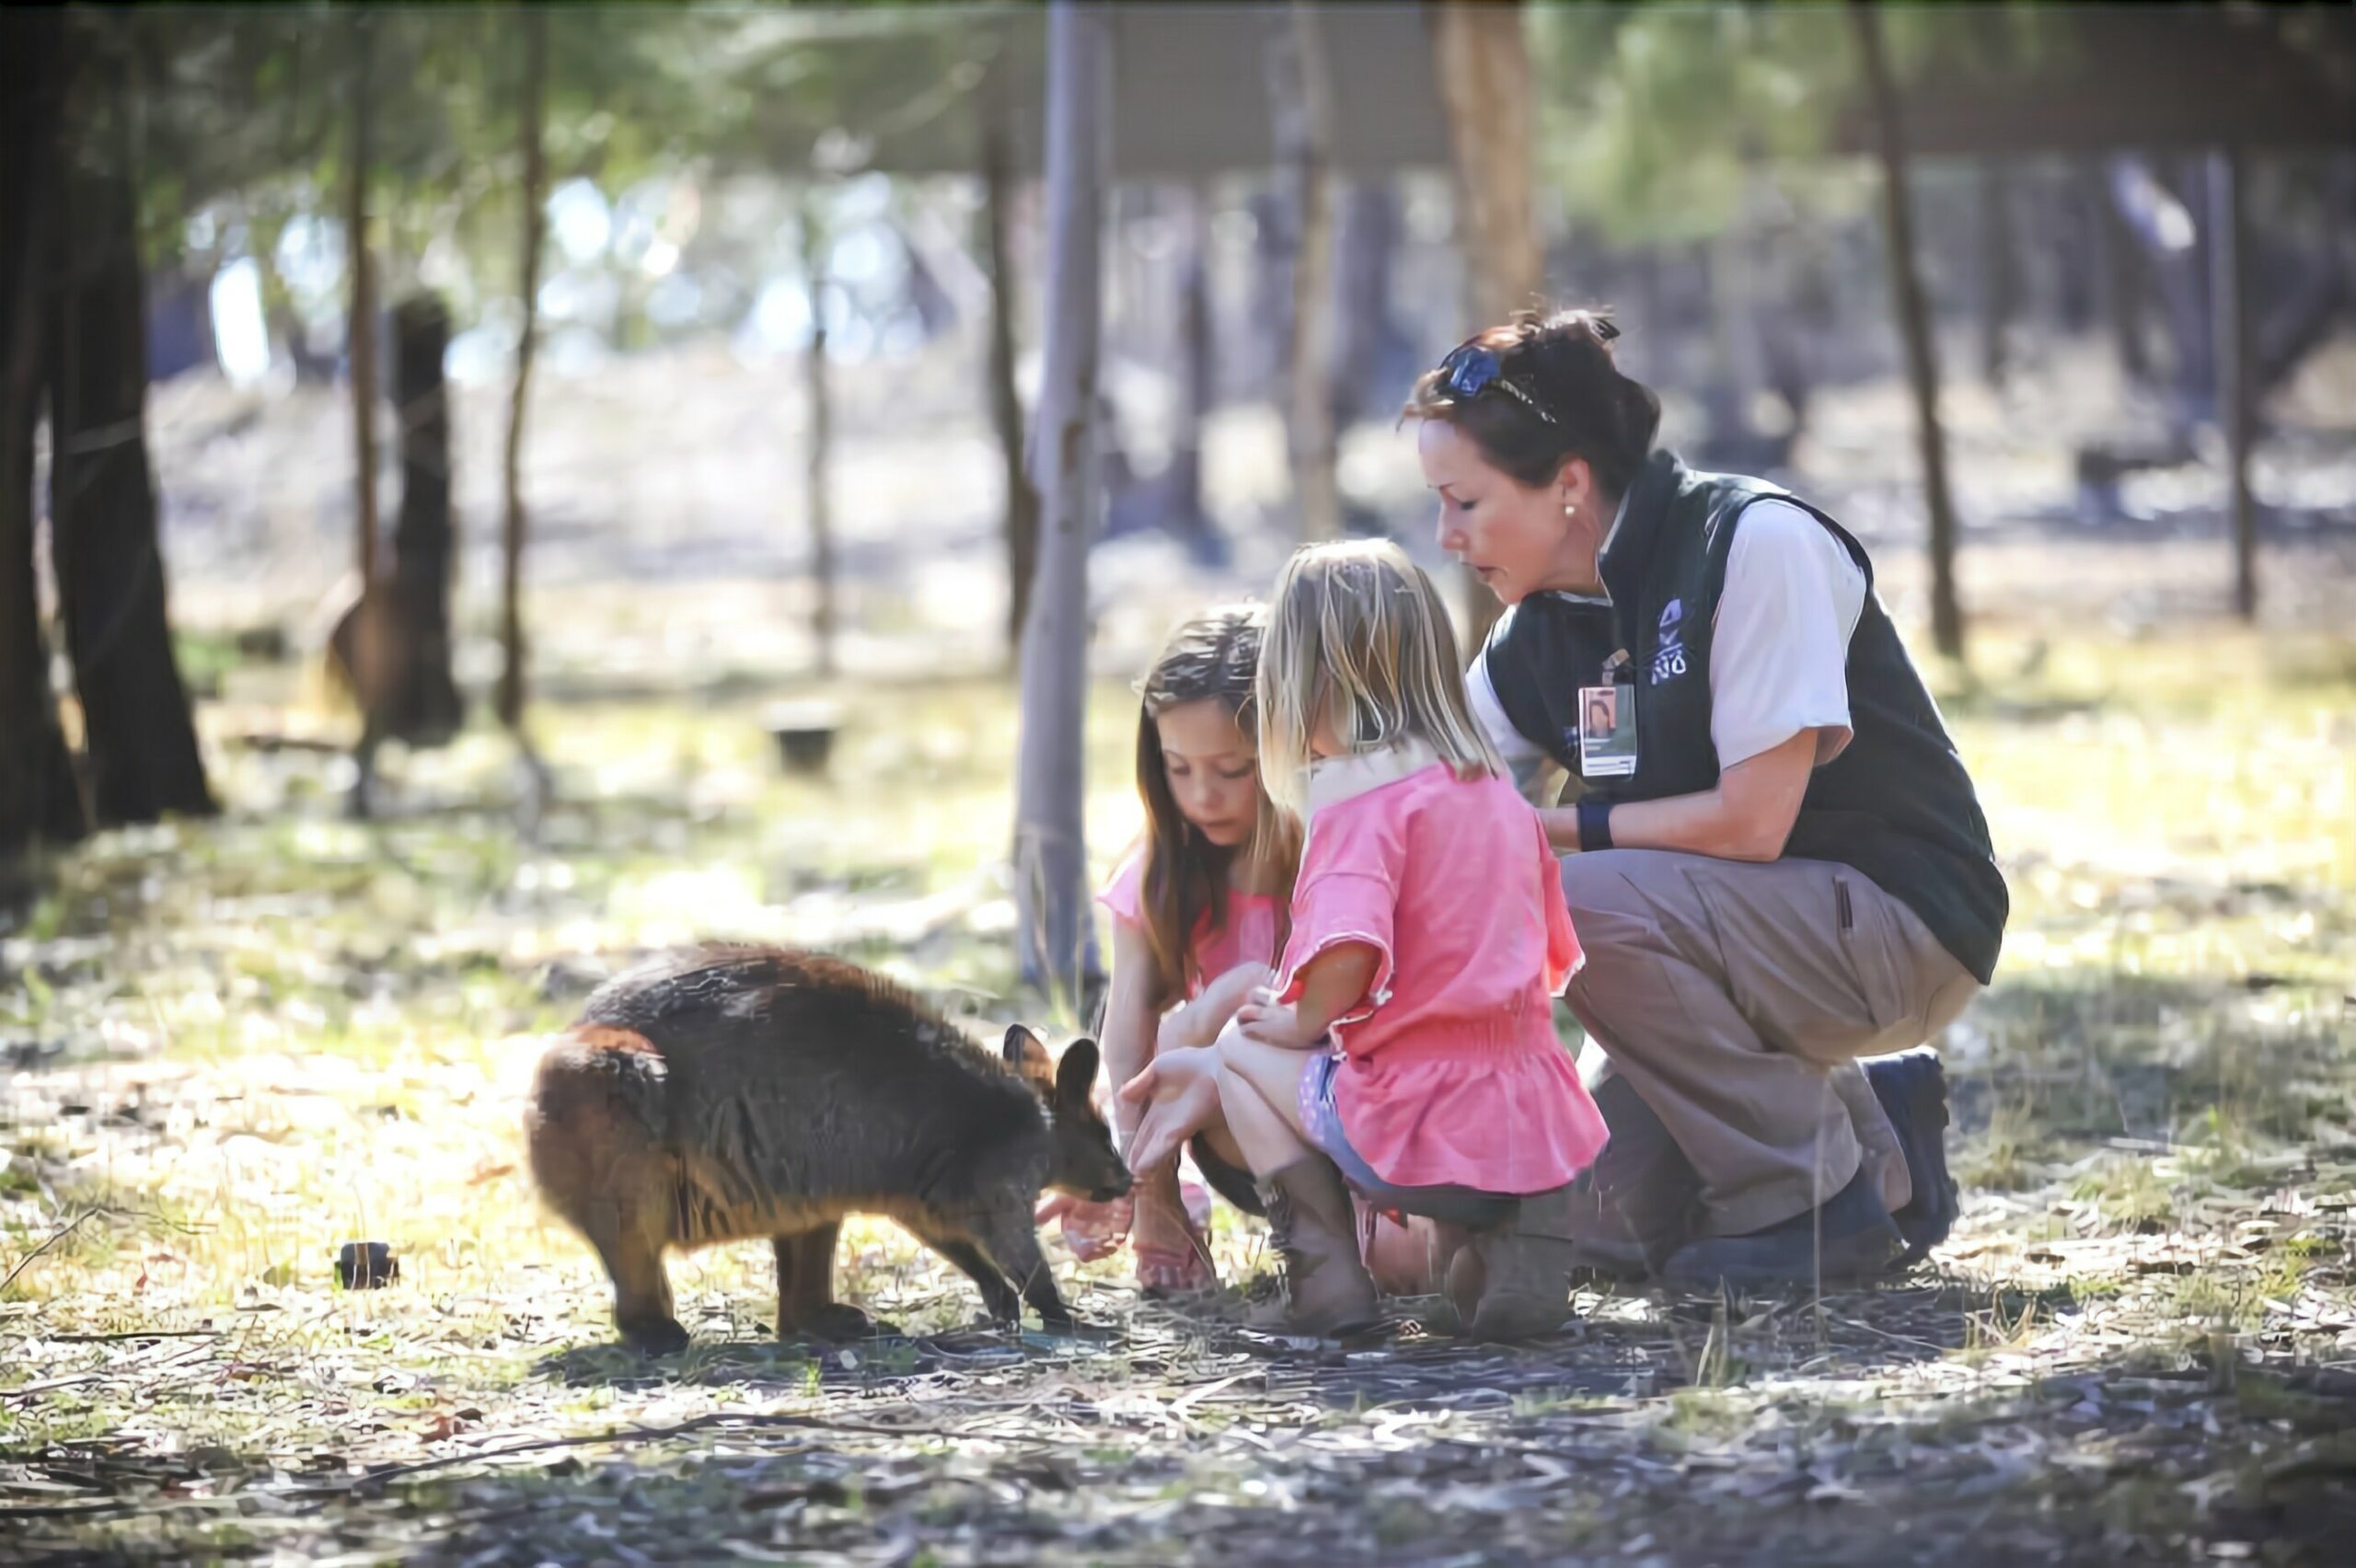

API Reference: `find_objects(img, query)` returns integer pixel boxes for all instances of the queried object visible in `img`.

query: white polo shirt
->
[1467,499,1868,788]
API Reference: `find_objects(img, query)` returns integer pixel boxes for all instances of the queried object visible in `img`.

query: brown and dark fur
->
[525,944,1131,1355]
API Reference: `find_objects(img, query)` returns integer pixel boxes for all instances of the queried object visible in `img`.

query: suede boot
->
[1251,1158,1380,1336]
[1460,1185,1577,1342]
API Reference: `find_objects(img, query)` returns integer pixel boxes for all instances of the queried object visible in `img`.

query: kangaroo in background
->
[525,945,1131,1354]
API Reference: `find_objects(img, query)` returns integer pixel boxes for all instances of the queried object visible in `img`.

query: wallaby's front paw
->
[794,1304,899,1343]
[621,1316,690,1356]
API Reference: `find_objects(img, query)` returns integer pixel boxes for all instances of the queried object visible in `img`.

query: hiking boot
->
[1661,1169,1902,1289]
[1459,1185,1578,1342]
[1251,1158,1380,1336]
[1560,1164,1678,1279]
[1865,1048,1959,1269]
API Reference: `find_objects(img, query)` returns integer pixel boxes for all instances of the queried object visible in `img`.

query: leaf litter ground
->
[3,632,2353,1566]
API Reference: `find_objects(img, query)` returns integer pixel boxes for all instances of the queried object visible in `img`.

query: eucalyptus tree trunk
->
[496,6,548,732]
[0,6,86,857]
[1269,0,1339,542]
[346,7,380,593]
[1013,0,1111,999]
[385,294,462,746]
[46,28,213,826]
[981,73,1038,660]
[1427,0,1540,651]
[802,198,837,678]
[2207,149,2255,622]
[1852,0,1966,663]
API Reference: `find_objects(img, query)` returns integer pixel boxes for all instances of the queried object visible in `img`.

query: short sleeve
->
[1097,841,1146,927]
[1277,805,1404,1028]
[1709,500,1868,770]
[1467,647,1556,806]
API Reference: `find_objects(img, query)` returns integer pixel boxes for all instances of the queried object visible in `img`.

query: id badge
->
[1576,683,1637,778]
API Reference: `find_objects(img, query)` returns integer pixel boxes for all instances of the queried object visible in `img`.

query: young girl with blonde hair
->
[1125,541,1606,1338]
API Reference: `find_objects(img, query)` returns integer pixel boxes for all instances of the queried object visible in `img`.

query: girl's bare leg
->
[1209,1028,1321,1176]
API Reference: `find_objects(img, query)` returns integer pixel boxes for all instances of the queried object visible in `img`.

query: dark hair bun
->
[1406,307,1662,498]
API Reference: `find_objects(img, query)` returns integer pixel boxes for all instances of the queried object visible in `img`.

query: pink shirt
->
[1099,843,1280,999]
[1276,745,1606,1193]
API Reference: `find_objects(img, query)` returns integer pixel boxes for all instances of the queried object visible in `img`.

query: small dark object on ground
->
[764,702,842,777]
[233,625,290,663]
[336,1241,398,1289]
[3,1038,64,1068]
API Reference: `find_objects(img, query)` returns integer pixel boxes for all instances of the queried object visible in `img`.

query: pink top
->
[1275,745,1606,1193]
[1099,843,1280,1000]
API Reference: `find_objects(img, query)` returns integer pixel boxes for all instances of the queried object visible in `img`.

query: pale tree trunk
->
[981,73,1038,661]
[2207,147,2256,622]
[1333,183,1403,430]
[802,196,837,678]
[1015,0,1110,999]
[1427,0,1540,651]
[2108,156,2213,434]
[1703,222,1757,449]
[496,6,547,732]
[1268,0,1339,542]
[1168,181,1216,553]
[346,7,379,593]
[1851,0,1966,663]
[1978,159,2016,391]
[2088,158,2152,386]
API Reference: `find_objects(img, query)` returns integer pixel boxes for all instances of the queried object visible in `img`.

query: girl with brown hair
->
[1045,605,1298,1294]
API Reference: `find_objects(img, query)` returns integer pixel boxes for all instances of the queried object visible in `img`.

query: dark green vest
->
[1484,451,2007,985]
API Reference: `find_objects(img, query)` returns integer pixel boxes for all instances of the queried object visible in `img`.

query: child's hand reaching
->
[1033,1190,1133,1262]
[1116,1046,1221,1174]
[1237,985,1322,1049]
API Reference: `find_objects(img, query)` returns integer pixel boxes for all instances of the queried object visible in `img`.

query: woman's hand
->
[1117,1046,1223,1174]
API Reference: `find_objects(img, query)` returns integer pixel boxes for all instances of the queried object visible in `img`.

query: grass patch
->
[0,628,2349,1563]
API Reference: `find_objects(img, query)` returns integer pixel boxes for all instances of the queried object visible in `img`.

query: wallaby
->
[525,945,1131,1354]
[325,583,460,819]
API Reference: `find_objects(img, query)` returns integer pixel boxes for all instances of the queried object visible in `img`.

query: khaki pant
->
[1559,850,1980,1242]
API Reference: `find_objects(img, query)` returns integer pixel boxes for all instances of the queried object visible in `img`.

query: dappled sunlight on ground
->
[3,633,2353,1562]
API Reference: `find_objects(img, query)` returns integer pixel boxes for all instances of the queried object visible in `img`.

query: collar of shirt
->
[1304,739,1440,821]
[1536,487,1631,611]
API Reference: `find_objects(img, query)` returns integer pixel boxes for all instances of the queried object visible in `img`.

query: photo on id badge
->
[1577,683,1637,778]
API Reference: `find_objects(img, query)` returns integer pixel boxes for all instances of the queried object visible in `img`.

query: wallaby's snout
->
[1003,1027,1131,1205]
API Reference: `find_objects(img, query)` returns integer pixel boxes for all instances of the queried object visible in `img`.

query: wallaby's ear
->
[1003,1024,1054,1084]
[1054,1038,1101,1108]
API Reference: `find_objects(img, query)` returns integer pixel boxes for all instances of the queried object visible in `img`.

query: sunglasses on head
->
[1436,341,1560,426]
